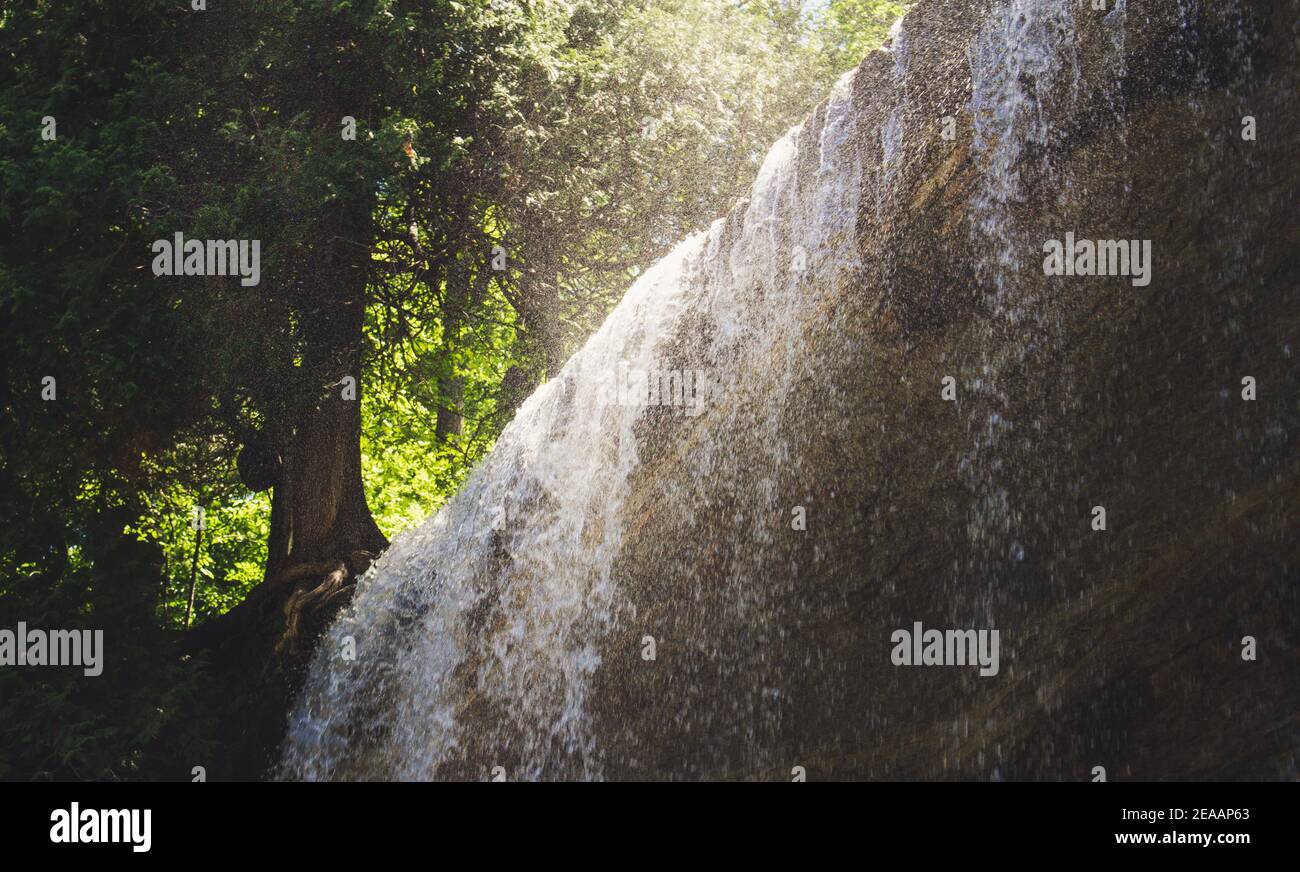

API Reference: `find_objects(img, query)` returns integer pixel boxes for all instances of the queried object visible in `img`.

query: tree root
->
[273,550,378,659]
[278,562,348,657]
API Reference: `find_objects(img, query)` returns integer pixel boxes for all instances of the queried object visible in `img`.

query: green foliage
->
[132,448,270,627]
[0,0,220,779]
[0,505,213,780]
[483,0,846,361]
[817,0,916,70]
[361,278,521,537]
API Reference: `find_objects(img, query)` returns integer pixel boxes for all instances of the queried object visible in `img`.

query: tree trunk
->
[184,521,202,629]
[264,383,386,587]
[189,199,388,779]
[435,262,471,441]
[180,6,393,781]
[264,187,387,573]
[435,377,464,442]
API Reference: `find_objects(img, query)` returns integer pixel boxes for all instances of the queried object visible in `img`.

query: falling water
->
[280,70,864,781]
[966,0,1080,318]
[961,0,1083,600]
[280,0,1283,781]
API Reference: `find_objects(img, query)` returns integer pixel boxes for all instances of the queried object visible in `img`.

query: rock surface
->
[590,0,1299,780]
[283,0,1299,781]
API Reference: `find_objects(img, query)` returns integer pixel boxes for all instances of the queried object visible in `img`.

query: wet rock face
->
[283,0,1297,781]
[591,0,1299,780]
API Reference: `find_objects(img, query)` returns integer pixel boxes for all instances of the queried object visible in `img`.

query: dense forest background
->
[0,0,909,780]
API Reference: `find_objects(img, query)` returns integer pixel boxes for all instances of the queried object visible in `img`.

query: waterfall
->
[966,0,1080,319]
[959,0,1083,604]
[280,70,865,781]
[278,0,1291,781]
